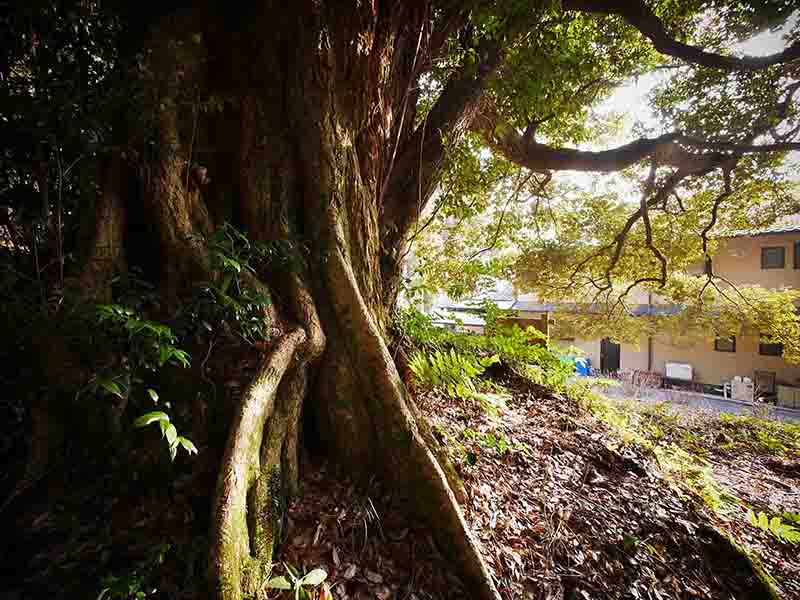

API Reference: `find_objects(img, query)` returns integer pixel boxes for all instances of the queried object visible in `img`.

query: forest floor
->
[3,367,799,600]
[417,370,800,600]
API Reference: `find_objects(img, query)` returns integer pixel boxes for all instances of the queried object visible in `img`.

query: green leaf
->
[133,411,170,428]
[169,443,177,462]
[170,349,191,367]
[178,436,198,455]
[99,378,125,398]
[747,509,758,527]
[770,516,782,533]
[300,568,327,587]
[284,563,300,579]
[267,576,293,590]
[158,345,172,366]
[164,424,178,446]
[147,388,159,403]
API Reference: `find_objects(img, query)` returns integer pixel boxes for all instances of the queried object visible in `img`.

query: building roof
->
[511,301,682,316]
[439,299,515,312]
[430,309,486,327]
[730,214,800,237]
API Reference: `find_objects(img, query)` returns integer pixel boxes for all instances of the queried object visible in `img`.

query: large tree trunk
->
[112,3,501,599]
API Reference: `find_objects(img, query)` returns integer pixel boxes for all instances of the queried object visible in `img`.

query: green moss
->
[241,557,273,599]
[705,526,782,600]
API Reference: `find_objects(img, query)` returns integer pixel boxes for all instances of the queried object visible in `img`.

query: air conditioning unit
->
[730,376,754,402]
[665,361,692,381]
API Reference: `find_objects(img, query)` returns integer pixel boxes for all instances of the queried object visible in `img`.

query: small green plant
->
[488,324,576,389]
[95,304,190,372]
[201,224,279,344]
[97,573,149,600]
[133,408,198,461]
[267,564,329,600]
[96,543,170,600]
[463,428,531,458]
[396,306,447,350]
[783,511,800,525]
[409,348,499,399]
[747,510,800,544]
[718,413,800,456]
[480,298,516,336]
[90,304,195,459]
[622,533,659,557]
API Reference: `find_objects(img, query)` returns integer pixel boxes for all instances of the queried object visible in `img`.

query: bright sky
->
[597,12,800,172]
[550,13,799,211]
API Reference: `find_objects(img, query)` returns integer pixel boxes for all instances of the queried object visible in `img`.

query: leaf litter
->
[416,370,792,600]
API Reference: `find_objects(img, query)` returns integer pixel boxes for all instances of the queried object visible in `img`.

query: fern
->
[747,509,800,544]
[409,348,498,399]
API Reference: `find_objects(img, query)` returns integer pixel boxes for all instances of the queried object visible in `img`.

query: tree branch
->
[380,38,503,289]
[563,0,800,71]
[477,108,800,173]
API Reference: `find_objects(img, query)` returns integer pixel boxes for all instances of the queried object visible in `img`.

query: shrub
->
[409,348,499,399]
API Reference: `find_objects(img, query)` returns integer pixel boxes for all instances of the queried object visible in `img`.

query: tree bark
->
[117,3,502,599]
[77,152,128,301]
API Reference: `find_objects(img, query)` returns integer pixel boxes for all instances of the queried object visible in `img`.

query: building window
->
[759,335,783,357]
[761,246,785,269]
[794,241,800,269]
[714,336,736,352]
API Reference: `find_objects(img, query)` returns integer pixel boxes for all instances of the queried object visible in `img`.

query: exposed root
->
[209,273,324,600]
[325,244,501,600]
[209,328,305,600]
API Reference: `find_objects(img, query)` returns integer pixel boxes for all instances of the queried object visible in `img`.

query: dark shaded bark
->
[78,152,128,301]
[118,4,502,600]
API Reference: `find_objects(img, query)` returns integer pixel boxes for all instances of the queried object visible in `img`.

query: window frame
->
[761,246,786,269]
[758,334,783,357]
[794,241,800,269]
[714,336,736,353]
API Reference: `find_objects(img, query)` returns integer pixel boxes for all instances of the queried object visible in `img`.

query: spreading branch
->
[563,0,800,71]
[477,109,800,173]
[380,38,504,290]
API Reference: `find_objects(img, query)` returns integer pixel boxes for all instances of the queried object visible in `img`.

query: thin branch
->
[700,168,734,259]
[563,0,800,71]
[404,177,456,249]
[378,16,427,208]
[467,170,535,262]
[639,162,668,289]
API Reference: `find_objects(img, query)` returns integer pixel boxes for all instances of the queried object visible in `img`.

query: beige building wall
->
[533,230,800,386]
[621,336,649,372]
[566,333,800,389]
[650,333,800,387]
[713,232,800,289]
[562,337,649,372]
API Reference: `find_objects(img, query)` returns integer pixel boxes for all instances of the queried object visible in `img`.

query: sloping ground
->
[1,449,464,600]
[417,372,778,600]
[0,338,464,600]
[269,462,465,600]
[621,404,800,599]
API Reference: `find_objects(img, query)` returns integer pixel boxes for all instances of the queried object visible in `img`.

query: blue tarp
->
[575,357,592,376]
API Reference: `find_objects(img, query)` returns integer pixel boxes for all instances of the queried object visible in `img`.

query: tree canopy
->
[401,1,800,357]
[3,2,800,599]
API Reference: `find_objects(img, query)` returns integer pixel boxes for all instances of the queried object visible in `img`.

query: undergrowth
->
[400,304,792,597]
